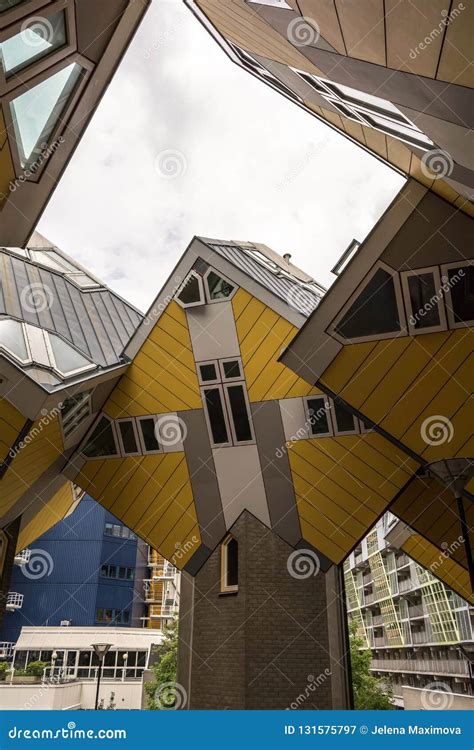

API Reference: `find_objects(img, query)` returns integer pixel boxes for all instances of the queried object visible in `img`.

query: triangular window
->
[204,269,235,302]
[175,270,205,308]
[82,416,118,458]
[334,266,403,340]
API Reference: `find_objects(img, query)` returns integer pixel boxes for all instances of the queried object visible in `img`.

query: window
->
[175,270,205,308]
[60,390,92,440]
[292,71,433,150]
[0,319,30,362]
[442,263,474,328]
[0,0,26,11]
[331,400,358,435]
[48,333,94,375]
[305,396,331,437]
[1,10,67,78]
[221,535,238,593]
[137,416,161,454]
[96,608,130,625]
[204,269,236,302]
[100,564,134,580]
[82,416,118,458]
[247,0,291,6]
[10,62,83,168]
[117,418,140,456]
[304,396,360,438]
[333,265,405,341]
[200,357,254,447]
[401,267,446,334]
[104,523,137,540]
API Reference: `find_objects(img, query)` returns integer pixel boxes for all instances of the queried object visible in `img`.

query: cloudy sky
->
[38,0,405,313]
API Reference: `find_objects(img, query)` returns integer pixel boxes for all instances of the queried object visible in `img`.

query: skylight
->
[1,11,67,78]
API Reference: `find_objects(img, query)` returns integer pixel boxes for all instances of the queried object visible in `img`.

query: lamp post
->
[51,650,58,682]
[122,652,128,683]
[91,643,112,710]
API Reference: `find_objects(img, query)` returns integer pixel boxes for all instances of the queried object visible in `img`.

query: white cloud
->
[38,0,404,312]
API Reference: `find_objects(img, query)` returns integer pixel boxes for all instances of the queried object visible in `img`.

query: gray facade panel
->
[251,400,301,547]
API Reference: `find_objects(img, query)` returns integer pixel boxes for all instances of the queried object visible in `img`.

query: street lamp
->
[122,652,128,682]
[91,643,112,710]
[51,650,58,682]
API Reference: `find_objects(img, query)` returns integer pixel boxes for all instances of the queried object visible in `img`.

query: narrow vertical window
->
[203,387,230,445]
[221,535,238,593]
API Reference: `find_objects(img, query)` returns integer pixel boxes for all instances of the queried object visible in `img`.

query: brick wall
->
[178,511,350,709]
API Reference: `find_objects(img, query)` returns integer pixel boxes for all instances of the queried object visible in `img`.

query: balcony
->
[370,656,470,677]
[13,549,30,566]
[6,593,23,611]
[0,642,15,658]
[149,605,178,619]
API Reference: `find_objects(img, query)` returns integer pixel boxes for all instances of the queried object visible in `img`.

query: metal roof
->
[0,245,142,369]
[200,238,324,317]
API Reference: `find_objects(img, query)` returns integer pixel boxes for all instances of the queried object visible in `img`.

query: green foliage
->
[348,620,393,710]
[14,660,50,677]
[145,620,178,710]
[0,662,9,681]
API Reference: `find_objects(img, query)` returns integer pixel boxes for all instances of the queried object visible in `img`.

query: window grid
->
[199,357,255,448]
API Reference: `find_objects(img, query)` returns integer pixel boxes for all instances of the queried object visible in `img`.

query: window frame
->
[440,261,474,329]
[328,399,360,437]
[44,330,96,377]
[0,0,76,91]
[304,394,333,438]
[136,414,162,455]
[220,534,239,594]
[218,357,243,382]
[0,319,31,364]
[2,51,92,180]
[197,359,220,385]
[329,261,407,344]
[174,269,205,308]
[201,383,233,448]
[203,267,237,304]
[222,381,255,446]
[59,388,93,441]
[80,413,120,460]
[116,417,141,457]
[400,266,447,335]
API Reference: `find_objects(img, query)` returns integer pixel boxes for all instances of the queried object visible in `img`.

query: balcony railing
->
[0,642,15,658]
[149,605,178,618]
[13,549,30,565]
[371,656,470,676]
[6,593,23,611]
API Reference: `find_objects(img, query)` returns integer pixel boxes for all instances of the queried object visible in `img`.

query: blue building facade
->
[1,497,148,645]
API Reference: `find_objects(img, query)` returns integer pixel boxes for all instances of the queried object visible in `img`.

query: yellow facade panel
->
[323,341,378,393]
[0,397,26,463]
[16,481,74,552]
[335,0,386,66]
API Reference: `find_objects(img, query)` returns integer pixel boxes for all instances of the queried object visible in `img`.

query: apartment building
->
[345,513,473,708]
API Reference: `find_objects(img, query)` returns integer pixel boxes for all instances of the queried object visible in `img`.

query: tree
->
[348,620,393,710]
[145,619,179,710]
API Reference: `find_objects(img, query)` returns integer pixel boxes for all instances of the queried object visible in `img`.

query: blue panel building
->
[1,496,148,645]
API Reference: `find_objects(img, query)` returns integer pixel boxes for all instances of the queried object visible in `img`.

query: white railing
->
[6,593,23,610]
[13,549,31,565]
[150,605,178,618]
[0,642,15,658]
